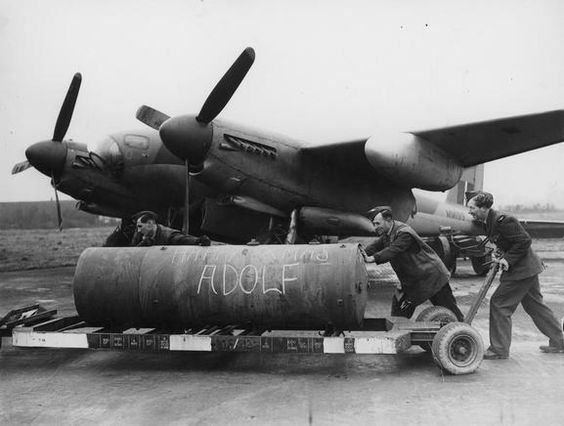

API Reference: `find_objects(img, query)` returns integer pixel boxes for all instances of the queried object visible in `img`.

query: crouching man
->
[132,211,211,247]
[363,206,464,321]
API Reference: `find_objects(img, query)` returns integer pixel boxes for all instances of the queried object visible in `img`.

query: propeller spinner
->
[12,73,82,230]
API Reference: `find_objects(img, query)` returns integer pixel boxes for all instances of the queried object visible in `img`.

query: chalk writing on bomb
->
[190,246,332,295]
[197,262,299,295]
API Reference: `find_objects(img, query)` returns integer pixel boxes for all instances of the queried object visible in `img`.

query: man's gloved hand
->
[198,235,211,246]
[492,248,504,260]
[360,247,374,263]
[497,258,509,271]
[137,236,154,247]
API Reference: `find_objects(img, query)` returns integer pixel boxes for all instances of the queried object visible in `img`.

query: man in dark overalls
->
[467,191,564,359]
[132,211,211,247]
[363,206,464,321]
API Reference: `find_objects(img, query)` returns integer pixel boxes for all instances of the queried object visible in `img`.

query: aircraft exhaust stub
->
[73,244,368,330]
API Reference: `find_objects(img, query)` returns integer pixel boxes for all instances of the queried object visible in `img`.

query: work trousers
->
[391,282,464,321]
[489,274,564,356]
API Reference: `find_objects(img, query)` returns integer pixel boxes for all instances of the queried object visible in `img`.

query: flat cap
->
[133,210,159,222]
[366,205,393,220]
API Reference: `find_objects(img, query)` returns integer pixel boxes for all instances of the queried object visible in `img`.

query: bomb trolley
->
[11,305,489,376]
[10,247,499,376]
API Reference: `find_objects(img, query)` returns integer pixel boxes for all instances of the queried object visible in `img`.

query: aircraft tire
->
[415,306,458,352]
[431,322,484,375]
[470,254,491,276]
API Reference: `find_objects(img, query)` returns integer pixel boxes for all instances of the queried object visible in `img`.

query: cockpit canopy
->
[87,135,123,174]
[86,133,151,175]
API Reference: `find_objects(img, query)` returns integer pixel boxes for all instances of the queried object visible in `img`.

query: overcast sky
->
[2,0,564,207]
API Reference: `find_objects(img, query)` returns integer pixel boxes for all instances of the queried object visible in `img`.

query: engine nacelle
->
[365,132,463,191]
[299,207,375,236]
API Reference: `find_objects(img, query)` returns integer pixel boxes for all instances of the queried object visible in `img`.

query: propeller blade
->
[136,105,170,130]
[11,160,32,175]
[183,160,190,234]
[196,47,255,124]
[53,73,82,142]
[52,174,63,231]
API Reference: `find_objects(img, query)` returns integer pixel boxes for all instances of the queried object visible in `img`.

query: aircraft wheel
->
[471,254,491,276]
[415,306,458,351]
[431,322,484,375]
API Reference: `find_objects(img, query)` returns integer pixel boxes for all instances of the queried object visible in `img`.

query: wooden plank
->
[323,337,345,354]
[20,316,82,332]
[5,310,57,327]
[0,304,40,326]
[170,334,212,351]
[122,328,156,334]
[354,330,411,354]
[13,330,88,349]
[64,327,104,334]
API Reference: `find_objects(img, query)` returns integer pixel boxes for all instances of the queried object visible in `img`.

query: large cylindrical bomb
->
[73,244,368,330]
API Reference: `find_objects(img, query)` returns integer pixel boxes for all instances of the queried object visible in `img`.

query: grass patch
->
[0,227,114,272]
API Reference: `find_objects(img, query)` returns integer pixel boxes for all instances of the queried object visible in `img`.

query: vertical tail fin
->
[446,164,484,205]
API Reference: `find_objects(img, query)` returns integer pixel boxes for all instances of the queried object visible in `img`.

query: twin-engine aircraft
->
[12,47,564,274]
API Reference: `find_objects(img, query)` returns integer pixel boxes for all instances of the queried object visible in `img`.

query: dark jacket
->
[484,209,544,281]
[364,221,450,305]
[133,225,201,246]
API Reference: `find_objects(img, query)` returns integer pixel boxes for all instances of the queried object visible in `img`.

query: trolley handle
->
[464,262,500,325]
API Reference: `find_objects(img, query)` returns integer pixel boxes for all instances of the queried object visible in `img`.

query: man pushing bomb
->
[467,191,564,359]
[363,206,464,321]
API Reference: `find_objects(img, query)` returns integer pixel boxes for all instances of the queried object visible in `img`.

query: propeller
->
[13,73,82,229]
[11,160,32,175]
[52,173,63,231]
[135,105,170,131]
[136,47,255,163]
[183,160,190,233]
[136,48,256,234]
[53,73,82,142]
[196,47,255,124]
[21,72,81,175]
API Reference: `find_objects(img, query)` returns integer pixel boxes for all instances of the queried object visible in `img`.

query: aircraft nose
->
[160,115,213,165]
[25,140,67,178]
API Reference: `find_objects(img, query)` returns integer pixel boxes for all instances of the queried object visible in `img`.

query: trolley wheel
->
[471,254,491,276]
[416,306,458,324]
[415,306,458,352]
[431,322,484,375]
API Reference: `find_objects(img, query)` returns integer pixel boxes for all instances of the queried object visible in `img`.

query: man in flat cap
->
[132,211,211,247]
[467,191,564,359]
[363,206,464,321]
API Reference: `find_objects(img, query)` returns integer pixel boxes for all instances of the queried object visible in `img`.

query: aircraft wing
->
[301,139,373,177]
[519,219,564,239]
[302,110,564,174]
[413,110,564,167]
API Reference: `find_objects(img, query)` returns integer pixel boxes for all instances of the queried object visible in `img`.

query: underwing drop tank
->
[73,244,368,330]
